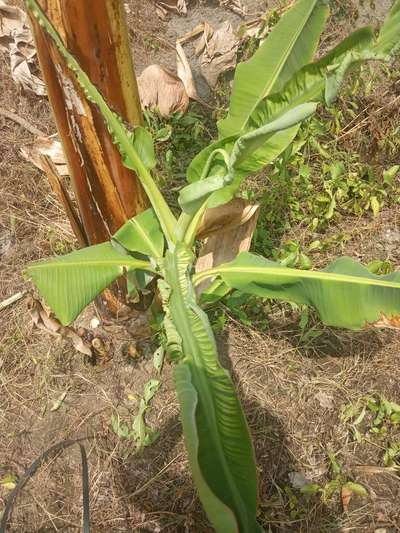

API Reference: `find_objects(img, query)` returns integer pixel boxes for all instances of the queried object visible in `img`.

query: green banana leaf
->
[113,208,164,259]
[218,0,329,138]
[248,26,375,129]
[163,247,261,532]
[27,243,153,325]
[180,103,317,214]
[194,252,400,330]
[229,102,318,168]
[374,0,400,54]
[185,26,386,212]
[124,127,156,172]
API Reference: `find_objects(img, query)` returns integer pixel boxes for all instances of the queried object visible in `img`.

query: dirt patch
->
[358,0,393,26]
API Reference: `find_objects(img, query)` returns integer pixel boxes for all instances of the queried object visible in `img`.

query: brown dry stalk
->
[29,0,149,245]
[0,106,46,137]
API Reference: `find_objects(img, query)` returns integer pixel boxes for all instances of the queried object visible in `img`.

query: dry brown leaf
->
[28,297,92,356]
[156,5,168,20]
[352,465,399,475]
[137,64,189,117]
[156,0,187,16]
[176,25,214,108]
[0,0,46,95]
[39,155,87,247]
[196,197,259,240]
[0,291,26,312]
[0,0,25,47]
[0,107,46,136]
[177,23,206,45]
[20,135,69,176]
[243,16,269,40]
[200,21,240,88]
[369,313,400,329]
[195,22,214,57]
[341,485,352,513]
[288,471,311,490]
[195,199,260,292]
[315,391,334,410]
[219,0,247,16]
[176,41,201,102]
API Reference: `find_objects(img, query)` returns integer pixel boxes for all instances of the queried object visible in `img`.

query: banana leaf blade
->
[27,243,152,325]
[202,252,400,330]
[165,248,261,532]
[112,208,164,259]
[218,0,329,137]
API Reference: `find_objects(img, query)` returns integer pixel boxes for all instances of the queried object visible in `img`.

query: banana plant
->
[25,0,400,531]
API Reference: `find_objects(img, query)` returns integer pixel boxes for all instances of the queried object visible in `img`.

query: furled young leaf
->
[194,252,400,330]
[187,137,236,183]
[113,208,164,259]
[164,246,261,532]
[218,0,329,137]
[181,104,317,214]
[27,243,153,325]
[229,102,318,168]
[178,174,228,215]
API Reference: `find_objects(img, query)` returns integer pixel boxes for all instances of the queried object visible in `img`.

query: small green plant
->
[368,259,394,275]
[111,379,161,455]
[274,240,312,269]
[144,108,213,183]
[342,394,400,441]
[383,442,400,468]
[301,450,368,508]
[24,0,400,530]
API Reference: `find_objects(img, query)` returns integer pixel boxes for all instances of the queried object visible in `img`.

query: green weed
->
[144,107,214,183]
[342,394,400,441]
[301,450,368,507]
[111,379,160,455]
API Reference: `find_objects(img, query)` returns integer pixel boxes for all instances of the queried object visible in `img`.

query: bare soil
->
[1,1,400,532]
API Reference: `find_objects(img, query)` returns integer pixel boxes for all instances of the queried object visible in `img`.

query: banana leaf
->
[218,0,329,137]
[194,252,400,330]
[113,208,164,259]
[27,243,153,325]
[163,247,261,532]
[374,0,400,54]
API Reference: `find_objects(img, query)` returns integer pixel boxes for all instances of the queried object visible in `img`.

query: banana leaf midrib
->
[166,251,249,523]
[29,259,154,270]
[193,265,400,288]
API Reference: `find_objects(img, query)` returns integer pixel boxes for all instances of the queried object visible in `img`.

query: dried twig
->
[39,155,87,246]
[0,291,26,312]
[0,106,46,136]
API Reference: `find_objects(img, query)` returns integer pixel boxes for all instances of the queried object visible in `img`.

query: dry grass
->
[1,1,400,532]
